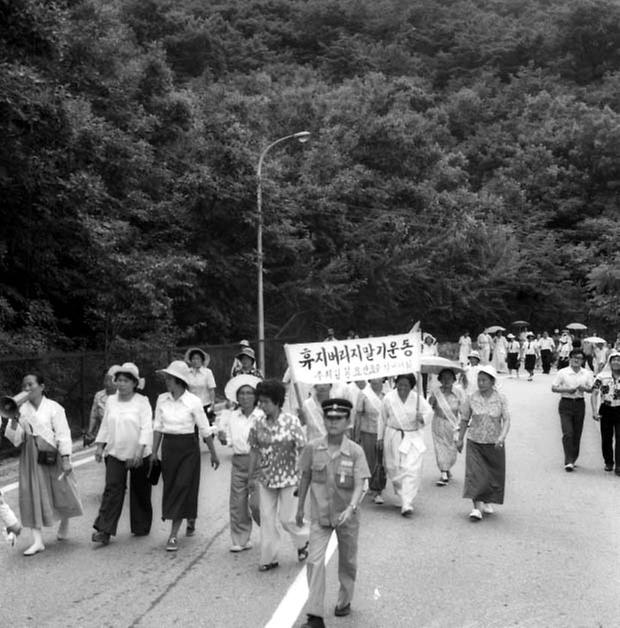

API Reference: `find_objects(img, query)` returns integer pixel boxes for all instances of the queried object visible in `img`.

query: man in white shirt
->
[551,348,594,472]
[538,331,556,374]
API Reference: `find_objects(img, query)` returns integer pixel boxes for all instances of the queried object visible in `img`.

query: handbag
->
[34,435,58,466]
[147,459,161,486]
[369,442,386,492]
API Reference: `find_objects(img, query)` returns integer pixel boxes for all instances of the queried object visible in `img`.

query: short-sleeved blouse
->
[462,390,509,444]
[248,411,305,489]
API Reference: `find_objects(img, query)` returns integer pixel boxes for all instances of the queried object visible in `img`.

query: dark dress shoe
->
[334,603,351,617]
[92,531,110,545]
[300,615,325,628]
[258,561,279,572]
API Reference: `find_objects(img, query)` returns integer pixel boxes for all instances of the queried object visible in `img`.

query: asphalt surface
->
[0,373,618,628]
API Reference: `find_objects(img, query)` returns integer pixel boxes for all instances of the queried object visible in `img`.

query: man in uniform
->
[296,398,370,628]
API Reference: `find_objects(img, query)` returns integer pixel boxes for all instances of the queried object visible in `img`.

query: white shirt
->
[154,391,215,439]
[539,337,555,351]
[219,407,263,454]
[553,367,594,399]
[522,340,539,356]
[186,367,216,406]
[95,393,153,460]
[5,398,72,456]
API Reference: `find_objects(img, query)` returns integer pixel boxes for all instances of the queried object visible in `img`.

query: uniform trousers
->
[229,454,252,547]
[558,398,585,465]
[94,455,152,536]
[541,349,552,374]
[258,484,309,564]
[306,517,359,617]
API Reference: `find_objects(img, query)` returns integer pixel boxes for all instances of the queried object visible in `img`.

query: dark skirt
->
[463,440,505,504]
[524,354,536,372]
[507,353,520,370]
[161,433,200,521]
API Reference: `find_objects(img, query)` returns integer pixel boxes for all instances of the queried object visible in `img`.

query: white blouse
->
[154,391,215,439]
[186,367,216,406]
[5,397,72,456]
[218,407,263,454]
[95,393,153,460]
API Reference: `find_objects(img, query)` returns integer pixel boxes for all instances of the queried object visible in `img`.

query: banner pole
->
[284,343,306,417]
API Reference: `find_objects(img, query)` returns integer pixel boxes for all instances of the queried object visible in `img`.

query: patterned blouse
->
[248,411,306,489]
[593,373,620,408]
[462,390,510,444]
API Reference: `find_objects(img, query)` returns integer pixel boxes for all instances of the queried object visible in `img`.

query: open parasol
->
[484,325,506,334]
[420,356,464,375]
[582,336,606,344]
[511,320,529,327]
[566,323,587,331]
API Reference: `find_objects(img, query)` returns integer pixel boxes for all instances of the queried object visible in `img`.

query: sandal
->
[166,536,178,552]
[258,561,279,572]
[297,541,309,562]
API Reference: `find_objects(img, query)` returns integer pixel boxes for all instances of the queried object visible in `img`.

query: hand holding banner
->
[285,333,421,385]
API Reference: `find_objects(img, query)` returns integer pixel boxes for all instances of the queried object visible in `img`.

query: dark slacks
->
[599,405,620,468]
[94,455,152,535]
[558,398,585,465]
[541,349,552,374]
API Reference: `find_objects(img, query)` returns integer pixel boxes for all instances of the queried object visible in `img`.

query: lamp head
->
[294,131,311,143]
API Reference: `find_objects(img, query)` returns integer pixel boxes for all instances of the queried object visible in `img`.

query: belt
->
[560,397,584,402]
[387,425,418,438]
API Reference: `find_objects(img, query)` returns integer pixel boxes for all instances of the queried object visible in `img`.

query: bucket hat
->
[157,360,191,387]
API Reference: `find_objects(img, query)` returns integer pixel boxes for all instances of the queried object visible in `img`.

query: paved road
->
[0,374,618,627]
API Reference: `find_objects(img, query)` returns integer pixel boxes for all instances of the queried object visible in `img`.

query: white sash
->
[434,388,460,430]
[362,387,383,415]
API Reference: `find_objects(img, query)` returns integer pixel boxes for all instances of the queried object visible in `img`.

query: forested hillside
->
[2,0,619,353]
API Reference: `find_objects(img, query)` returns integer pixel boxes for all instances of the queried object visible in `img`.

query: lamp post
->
[256,131,310,375]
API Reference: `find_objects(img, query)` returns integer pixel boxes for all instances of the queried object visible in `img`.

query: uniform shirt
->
[522,340,539,356]
[5,398,72,456]
[95,393,153,460]
[218,406,264,454]
[552,367,594,399]
[299,435,370,527]
[507,340,521,354]
[154,390,215,439]
[248,411,306,489]
[186,367,216,406]
[462,390,510,444]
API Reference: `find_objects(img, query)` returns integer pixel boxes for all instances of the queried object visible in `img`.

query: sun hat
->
[478,364,498,380]
[184,347,211,367]
[115,362,145,390]
[506,333,515,339]
[236,347,256,362]
[224,374,261,403]
[106,364,122,378]
[526,332,535,337]
[468,350,481,361]
[239,339,250,347]
[157,360,191,387]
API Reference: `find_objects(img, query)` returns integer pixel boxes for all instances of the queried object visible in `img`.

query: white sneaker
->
[482,503,494,515]
[241,541,253,551]
[468,509,482,521]
[373,494,384,504]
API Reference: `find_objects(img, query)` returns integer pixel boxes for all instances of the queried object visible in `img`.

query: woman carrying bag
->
[4,373,83,556]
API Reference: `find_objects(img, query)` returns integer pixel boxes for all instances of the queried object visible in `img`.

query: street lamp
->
[256,131,311,375]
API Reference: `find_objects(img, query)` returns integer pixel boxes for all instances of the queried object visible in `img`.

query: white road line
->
[0,454,95,494]
[264,531,338,628]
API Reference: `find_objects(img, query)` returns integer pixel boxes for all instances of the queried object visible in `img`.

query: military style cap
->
[321,398,353,418]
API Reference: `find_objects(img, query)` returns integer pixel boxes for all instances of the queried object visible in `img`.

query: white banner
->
[285,333,421,385]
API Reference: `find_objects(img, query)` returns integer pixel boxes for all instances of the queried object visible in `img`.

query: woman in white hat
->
[456,365,511,521]
[91,363,153,545]
[4,373,83,555]
[218,374,263,552]
[152,361,220,551]
[521,332,539,381]
[184,348,217,424]
[232,347,263,379]
[84,365,120,446]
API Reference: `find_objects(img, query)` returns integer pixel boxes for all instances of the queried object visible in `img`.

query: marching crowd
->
[0,326,618,627]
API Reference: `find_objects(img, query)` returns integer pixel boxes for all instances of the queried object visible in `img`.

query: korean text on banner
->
[285,334,421,385]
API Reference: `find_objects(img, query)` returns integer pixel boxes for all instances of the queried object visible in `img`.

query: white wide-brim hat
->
[468,350,481,361]
[224,374,261,402]
[157,360,191,386]
[478,364,498,380]
[184,347,211,367]
[115,362,145,390]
